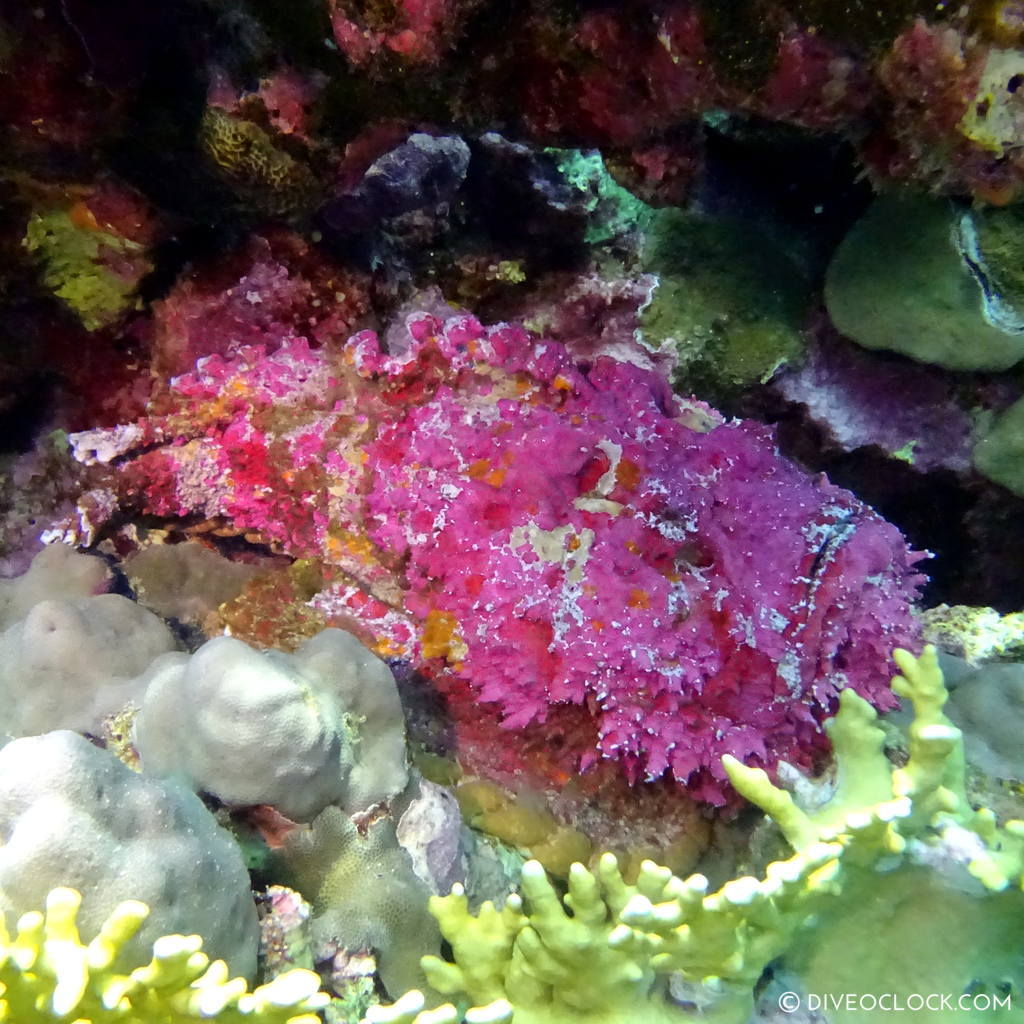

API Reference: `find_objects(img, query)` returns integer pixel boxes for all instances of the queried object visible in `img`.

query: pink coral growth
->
[69,311,925,803]
[327,0,472,66]
[762,32,873,128]
[561,6,718,145]
[207,67,326,142]
[150,233,369,376]
[863,18,1024,201]
[493,4,1024,202]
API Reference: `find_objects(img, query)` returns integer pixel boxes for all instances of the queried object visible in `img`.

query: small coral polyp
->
[69,311,925,803]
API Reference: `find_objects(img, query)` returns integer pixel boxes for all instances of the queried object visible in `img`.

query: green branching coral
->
[0,887,328,1023]
[728,647,1024,1024]
[366,647,1024,1024]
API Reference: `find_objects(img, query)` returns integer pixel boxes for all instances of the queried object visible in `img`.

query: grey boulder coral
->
[134,628,409,822]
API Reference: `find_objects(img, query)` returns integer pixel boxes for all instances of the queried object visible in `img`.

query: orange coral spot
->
[974,180,1021,207]
[421,609,465,661]
[625,540,640,554]
[244,805,299,849]
[616,458,642,491]
[485,468,507,487]
[627,588,650,609]
[68,201,100,231]
[467,459,491,479]
[591,619,605,631]
[326,529,379,565]
[553,374,573,391]
[380,638,408,657]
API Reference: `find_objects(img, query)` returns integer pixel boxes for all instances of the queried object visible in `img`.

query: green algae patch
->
[641,208,809,401]
[975,396,1024,496]
[24,206,151,332]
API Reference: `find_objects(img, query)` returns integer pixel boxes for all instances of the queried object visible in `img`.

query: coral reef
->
[200,107,319,218]
[275,807,442,1000]
[825,194,1024,371]
[946,658,1024,781]
[0,886,327,1023]
[639,207,810,401]
[371,647,1024,1023]
[10,1,1024,1016]
[975,395,1024,495]
[326,0,477,67]
[0,434,91,578]
[767,323,978,474]
[149,232,369,377]
[0,543,108,628]
[0,731,260,977]
[124,541,262,626]
[10,0,1024,205]
[922,603,1024,664]
[22,184,158,333]
[64,311,925,803]
[0,546,177,737]
[135,628,408,822]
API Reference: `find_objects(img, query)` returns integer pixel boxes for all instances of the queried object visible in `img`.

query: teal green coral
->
[0,887,328,1023]
[547,149,654,244]
[23,208,148,332]
[367,647,1024,1024]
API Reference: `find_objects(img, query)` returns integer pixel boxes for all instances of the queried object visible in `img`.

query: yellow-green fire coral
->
[23,206,151,332]
[0,887,328,1023]
[365,647,1024,1024]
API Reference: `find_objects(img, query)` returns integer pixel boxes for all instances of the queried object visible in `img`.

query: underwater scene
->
[5,1,1024,1022]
